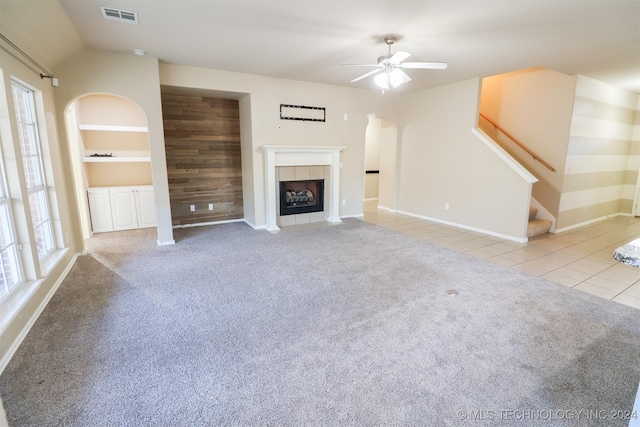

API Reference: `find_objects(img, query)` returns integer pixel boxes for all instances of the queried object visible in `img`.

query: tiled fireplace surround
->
[276,165,330,227]
[262,146,345,232]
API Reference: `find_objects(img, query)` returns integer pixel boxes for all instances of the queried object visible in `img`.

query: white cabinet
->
[87,188,114,233]
[88,186,156,233]
[110,188,138,231]
[135,188,157,228]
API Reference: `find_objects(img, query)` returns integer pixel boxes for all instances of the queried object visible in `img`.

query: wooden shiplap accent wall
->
[556,76,639,229]
[161,93,243,225]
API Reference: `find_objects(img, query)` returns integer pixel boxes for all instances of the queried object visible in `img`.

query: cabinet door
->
[87,189,113,233]
[110,189,138,231]
[135,188,157,228]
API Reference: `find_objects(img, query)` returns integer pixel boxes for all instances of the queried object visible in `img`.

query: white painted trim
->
[363,198,378,202]
[0,252,79,374]
[261,145,345,232]
[156,239,176,246]
[172,219,245,229]
[632,162,640,217]
[341,213,363,219]
[243,219,266,230]
[553,212,630,233]
[393,209,528,243]
[83,156,151,163]
[471,127,538,184]
[78,124,148,132]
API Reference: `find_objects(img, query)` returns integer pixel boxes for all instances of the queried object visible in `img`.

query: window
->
[0,137,22,300]
[11,82,54,259]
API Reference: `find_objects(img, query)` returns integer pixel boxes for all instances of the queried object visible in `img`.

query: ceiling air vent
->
[100,7,139,24]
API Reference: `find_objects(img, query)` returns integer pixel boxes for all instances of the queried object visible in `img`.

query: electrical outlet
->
[208,203,214,210]
[445,203,450,210]
[342,199,346,206]
[190,205,196,212]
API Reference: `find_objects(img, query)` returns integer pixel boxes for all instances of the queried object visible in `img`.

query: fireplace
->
[261,145,345,232]
[279,179,324,216]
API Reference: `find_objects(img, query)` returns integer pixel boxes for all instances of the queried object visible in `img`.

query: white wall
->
[393,78,534,240]
[160,63,387,228]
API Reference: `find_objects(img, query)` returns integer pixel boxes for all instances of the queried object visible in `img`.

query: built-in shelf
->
[79,124,148,132]
[83,156,151,163]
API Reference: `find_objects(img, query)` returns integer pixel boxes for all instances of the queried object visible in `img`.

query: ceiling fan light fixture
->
[374,72,389,89]
[340,35,447,90]
[389,69,405,88]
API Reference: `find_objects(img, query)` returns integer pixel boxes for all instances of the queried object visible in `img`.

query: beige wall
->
[393,78,533,240]
[77,94,147,126]
[53,49,174,245]
[160,63,386,228]
[557,76,640,229]
[480,68,576,218]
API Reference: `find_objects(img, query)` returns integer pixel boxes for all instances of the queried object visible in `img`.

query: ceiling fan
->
[340,36,448,90]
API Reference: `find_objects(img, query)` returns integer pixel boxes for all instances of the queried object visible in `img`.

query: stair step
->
[529,207,538,221]
[527,218,552,238]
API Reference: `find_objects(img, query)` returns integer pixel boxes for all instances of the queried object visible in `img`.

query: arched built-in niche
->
[65,94,156,238]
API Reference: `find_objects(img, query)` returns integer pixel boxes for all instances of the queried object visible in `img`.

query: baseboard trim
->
[554,212,631,234]
[244,219,266,230]
[156,240,176,246]
[392,209,528,243]
[173,219,245,229]
[0,252,79,374]
[340,213,364,219]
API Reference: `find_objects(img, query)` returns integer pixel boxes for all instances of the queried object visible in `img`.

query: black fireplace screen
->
[279,179,324,216]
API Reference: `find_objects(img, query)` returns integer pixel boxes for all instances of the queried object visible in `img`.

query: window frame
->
[0,159,23,301]
[11,81,55,261]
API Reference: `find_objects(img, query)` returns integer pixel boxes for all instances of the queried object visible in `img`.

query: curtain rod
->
[0,32,58,85]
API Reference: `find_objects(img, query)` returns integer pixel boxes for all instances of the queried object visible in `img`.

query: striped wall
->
[556,76,640,230]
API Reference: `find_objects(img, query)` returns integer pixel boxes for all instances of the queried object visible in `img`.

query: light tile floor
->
[362,200,640,310]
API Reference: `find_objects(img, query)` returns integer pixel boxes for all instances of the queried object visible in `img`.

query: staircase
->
[527,207,552,238]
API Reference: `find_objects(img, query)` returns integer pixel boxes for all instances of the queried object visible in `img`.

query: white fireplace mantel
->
[261,145,345,232]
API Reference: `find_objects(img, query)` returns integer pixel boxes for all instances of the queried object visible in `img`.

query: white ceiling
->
[49,0,640,94]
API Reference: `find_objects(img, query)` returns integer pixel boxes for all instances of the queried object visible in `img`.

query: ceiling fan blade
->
[338,63,382,68]
[400,62,448,69]
[350,68,383,82]
[389,51,411,64]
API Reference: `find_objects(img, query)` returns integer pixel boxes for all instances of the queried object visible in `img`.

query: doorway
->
[364,115,399,211]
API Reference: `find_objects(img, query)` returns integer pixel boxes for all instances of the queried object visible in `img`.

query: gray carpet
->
[1,219,640,426]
